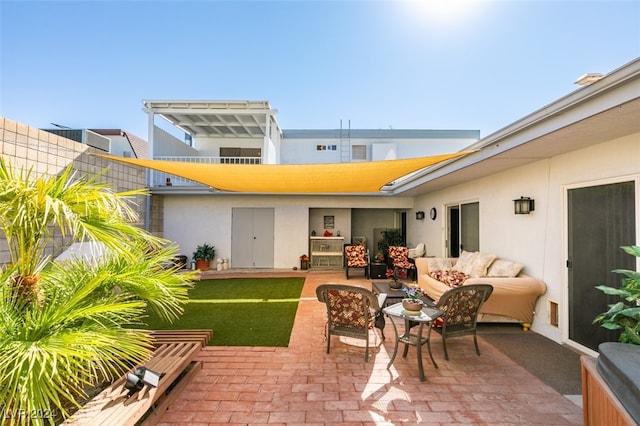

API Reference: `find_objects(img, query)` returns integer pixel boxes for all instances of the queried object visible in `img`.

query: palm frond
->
[0,157,197,423]
[0,272,154,424]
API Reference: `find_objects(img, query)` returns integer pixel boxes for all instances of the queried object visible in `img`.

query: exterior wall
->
[308,208,351,240]
[352,208,407,255]
[108,134,135,158]
[280,131,477,164]
[149,195,164,237]
[282,136,342,163]
[193,136,263,157]
[409,132,640,344]
[0,117,148,264]
[264,117,281,164]
[153,126,197,157]
[162,194,414,269]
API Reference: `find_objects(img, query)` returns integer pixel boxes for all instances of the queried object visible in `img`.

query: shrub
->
[593,245,640,345]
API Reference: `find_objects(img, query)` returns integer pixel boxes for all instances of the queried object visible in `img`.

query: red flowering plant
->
[385,267,407,282]
[299,254,309,262]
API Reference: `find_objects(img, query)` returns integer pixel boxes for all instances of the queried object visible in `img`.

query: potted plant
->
[386,267,406,289]
[193,243,216,271]
[377,229,404,263]
[402,286,424,313]
[299,254,309,270]
[593,245,640,345]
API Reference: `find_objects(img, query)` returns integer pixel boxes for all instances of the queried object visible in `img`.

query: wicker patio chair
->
[426,284,494,361]
[345,244,369,279]
[388,246,416,281]
[316,284,386,361]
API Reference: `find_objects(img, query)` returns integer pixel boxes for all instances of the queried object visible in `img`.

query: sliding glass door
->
[447,202,479,257]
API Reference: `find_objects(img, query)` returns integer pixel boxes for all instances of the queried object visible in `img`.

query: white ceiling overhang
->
[142,100,278,138]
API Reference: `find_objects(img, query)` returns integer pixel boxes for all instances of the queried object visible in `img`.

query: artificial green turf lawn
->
[142,277,305,347]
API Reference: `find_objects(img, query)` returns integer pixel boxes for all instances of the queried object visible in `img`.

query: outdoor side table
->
[371,281,407,307]
[370,262,387,279]
[383,302,443,381]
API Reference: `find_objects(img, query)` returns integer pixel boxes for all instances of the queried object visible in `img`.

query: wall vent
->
[548,300,559,327]
[84,130,110,152]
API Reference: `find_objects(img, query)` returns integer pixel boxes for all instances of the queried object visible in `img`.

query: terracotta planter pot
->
[195,259,210,271]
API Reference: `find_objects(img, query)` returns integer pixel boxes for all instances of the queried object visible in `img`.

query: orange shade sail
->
[97,152,469,193]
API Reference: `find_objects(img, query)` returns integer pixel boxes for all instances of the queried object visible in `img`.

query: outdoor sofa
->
[415,252,546,330]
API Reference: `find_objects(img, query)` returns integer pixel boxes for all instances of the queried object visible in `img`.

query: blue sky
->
[1,1,639,140]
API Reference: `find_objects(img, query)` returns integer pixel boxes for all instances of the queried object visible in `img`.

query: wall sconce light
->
[513,197,535,214]
[415,211,425,220]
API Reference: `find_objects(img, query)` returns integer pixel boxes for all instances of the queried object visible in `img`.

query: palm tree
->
[0,157,197,425]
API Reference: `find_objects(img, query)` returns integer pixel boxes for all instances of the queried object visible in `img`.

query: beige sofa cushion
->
[487,259,523,277]
[469,252,497,277]
[452,251,496,277]
[427,257,452,272]
[451,250,477,275]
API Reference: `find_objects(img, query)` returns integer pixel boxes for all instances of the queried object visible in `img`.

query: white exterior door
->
[231,208,274,268]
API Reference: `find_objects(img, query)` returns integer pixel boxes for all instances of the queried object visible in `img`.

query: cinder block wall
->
[0,117,148,265]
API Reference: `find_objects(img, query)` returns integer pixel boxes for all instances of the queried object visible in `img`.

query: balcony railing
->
[152,156,261,187]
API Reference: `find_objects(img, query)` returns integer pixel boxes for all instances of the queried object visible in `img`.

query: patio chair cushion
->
[388,246,414,269]
[326,288,376,329]
[345,245,368,267]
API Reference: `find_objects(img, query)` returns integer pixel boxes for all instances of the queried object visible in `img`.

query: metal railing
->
[152,156,261,187]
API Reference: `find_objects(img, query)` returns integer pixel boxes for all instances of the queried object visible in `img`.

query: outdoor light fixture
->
[124,367,163,397]
[513,197,535,215]
[415,211,425,220]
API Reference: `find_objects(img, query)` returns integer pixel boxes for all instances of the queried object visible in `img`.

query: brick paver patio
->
[157,270,583,425]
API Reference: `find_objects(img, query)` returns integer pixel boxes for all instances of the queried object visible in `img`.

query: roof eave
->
[391,57,640,195]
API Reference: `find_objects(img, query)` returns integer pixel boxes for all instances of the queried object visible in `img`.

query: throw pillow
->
[487,259,524,277]
[468,253,497,278]
[452,250,478,275]
[445,270,468,287]
[429,270,446,281]
[427,257,452,272]
[429,270,468,287]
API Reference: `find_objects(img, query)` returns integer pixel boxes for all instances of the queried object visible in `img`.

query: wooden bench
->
[64,329,212,425]
[149,329,212,348]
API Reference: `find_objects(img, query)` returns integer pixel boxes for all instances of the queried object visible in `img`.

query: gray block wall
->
[0,117,148,265]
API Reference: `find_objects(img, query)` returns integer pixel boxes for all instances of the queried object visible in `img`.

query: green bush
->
[593,245,640,345]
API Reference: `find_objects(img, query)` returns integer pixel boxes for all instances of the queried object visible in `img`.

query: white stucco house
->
[131,58,639,356]
[1,58,637,357]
